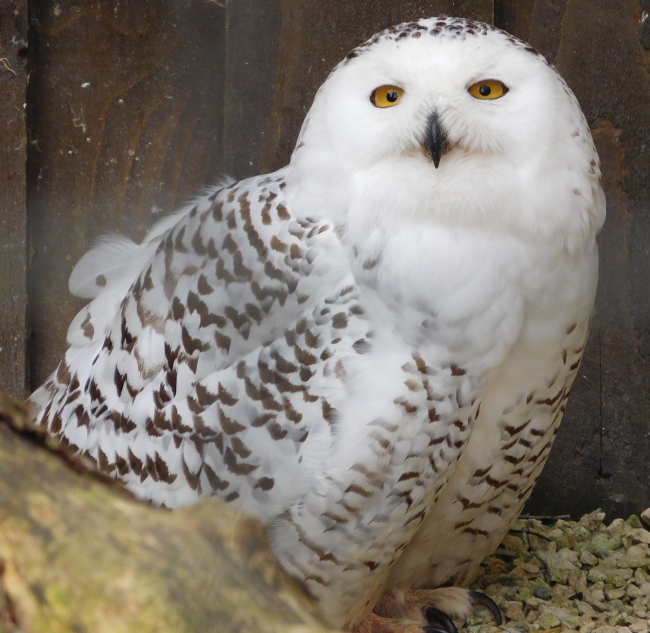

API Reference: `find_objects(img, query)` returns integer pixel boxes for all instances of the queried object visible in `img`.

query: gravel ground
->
[462,508,650,633]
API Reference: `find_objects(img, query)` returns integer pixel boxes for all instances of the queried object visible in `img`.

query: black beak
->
[425,112,448,169]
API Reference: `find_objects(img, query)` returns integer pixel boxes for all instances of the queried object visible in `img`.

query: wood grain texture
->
[26,0,226,388]
[15,0,650,517]
[0,0,28,399]
[222,0,283,180]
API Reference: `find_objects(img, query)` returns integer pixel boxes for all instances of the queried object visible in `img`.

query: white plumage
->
[28,17,604,632]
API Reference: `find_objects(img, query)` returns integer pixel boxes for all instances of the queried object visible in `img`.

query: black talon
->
[469,590,502,626]
[424,607,458,633]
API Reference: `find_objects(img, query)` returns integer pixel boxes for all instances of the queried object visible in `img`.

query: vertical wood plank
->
[26,0,226,389]
[495,0,568,61]
[223,0,283,181]
[0,0,28,398]
[451,0,494,24]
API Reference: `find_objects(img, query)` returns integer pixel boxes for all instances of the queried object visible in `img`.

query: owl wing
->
[29,168,364,512]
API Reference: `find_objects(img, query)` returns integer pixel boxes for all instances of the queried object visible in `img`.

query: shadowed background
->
[0,0,648,519]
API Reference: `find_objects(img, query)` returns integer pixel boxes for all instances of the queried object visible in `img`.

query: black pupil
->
[386,90,398,102]
[479,84,491,96]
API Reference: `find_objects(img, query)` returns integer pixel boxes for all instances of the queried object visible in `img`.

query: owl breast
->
[382,231,599,591]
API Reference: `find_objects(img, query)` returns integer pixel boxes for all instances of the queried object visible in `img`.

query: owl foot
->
[423,592,501,631]
[467,591,502,624]
[358,588,501,633]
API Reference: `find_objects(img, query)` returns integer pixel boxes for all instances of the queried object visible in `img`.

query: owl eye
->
[371,85,404,108]
[468,80,509,100]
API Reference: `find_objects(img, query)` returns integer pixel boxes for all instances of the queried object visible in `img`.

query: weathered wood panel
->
[16,0,650,517]
[26,0,226,388]
[222,0,283,180]
[0,0,28,399]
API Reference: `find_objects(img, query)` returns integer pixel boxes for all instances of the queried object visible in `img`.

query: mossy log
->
[0,391,335,633]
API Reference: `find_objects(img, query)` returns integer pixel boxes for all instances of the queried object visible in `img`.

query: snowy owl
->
[28,17,604,633]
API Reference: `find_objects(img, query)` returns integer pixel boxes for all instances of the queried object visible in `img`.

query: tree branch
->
[0,390,335,633]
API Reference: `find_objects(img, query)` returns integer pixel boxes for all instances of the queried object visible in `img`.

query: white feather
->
[69,235,146,299]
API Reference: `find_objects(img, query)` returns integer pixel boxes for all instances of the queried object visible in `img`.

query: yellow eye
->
[468,80,509,100]
[370,85,404,108]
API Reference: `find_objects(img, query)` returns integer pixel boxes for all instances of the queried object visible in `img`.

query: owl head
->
[286,17,605,251]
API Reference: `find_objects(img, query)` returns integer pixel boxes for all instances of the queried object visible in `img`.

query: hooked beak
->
[424,112,448,169]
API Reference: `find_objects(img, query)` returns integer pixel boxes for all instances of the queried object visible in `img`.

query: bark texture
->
[0,391,333,633]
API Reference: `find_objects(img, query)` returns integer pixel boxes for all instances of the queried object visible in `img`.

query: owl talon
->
[469,591,502,625]
[423,607,458,633]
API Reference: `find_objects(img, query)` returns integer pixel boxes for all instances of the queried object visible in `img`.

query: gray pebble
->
[533,585,552,600]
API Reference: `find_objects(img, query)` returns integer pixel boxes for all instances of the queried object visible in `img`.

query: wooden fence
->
[0,0,648,518]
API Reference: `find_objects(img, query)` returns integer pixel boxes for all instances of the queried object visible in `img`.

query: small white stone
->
[604,588,625,601]
[580,549,599,565]
[640,507,650,528]
[628,529,650,545]
[591,626,618,633]
[607,518,625,535]
[575,599,597,617]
